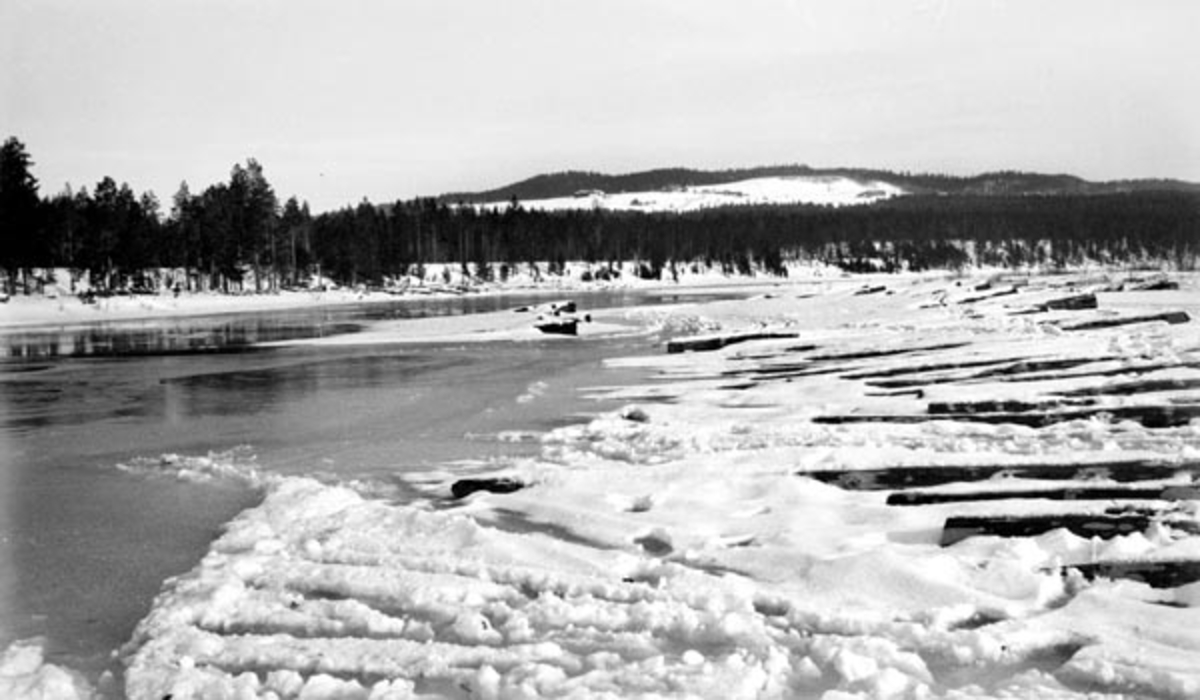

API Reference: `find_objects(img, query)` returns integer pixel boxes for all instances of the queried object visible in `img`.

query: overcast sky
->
[4,0,1198,211]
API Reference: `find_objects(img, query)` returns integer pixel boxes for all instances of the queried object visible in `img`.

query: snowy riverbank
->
[104,270,1200,699]
[0,263,827,332]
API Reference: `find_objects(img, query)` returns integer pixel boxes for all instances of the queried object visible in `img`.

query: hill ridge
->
[440,166,1200,204]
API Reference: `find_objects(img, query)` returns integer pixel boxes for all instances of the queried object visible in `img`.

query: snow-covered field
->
[5,271,1199,699]
[482,175,905,212]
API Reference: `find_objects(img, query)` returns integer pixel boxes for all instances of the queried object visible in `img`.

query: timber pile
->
[812,405,1200,428]
[1040,293,1098,311]
[1058,310,1190,331]
[939,509,1200,547]
[804,460,1200,492]
[505,274,1200,589]
[666,331,799,354]
[787,275,1200,589]
[887,482,1200,506]
[1050,560,1200,589]
[810,458,1200,587]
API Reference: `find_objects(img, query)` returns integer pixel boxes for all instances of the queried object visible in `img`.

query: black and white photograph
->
[2,1,1199,698]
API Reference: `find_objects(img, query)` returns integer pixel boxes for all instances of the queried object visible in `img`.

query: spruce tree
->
[0,137,42,294]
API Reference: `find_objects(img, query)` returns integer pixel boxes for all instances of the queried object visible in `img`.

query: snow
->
[0,261,840,334]
[63,271,1200,698]
[481,176,907,212]
[0,639,95,700]
[0,286,393,329]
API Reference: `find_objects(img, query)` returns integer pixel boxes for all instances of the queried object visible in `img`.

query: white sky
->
[3,0,1198,212]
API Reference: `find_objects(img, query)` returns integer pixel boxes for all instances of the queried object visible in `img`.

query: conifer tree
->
[0,137,42,294]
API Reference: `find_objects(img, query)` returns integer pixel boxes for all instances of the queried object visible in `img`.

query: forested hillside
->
[2,136,1198,296]
[443,166,1200,203]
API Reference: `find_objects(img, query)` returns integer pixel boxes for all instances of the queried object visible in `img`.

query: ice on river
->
[122,273,1200,699]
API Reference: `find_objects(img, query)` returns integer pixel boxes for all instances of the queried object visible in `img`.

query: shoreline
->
[0,285,609,332]
[0,273,846,333]
[4,263,1177,333]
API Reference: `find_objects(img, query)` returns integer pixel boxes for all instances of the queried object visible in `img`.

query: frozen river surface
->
[0,291,679,695]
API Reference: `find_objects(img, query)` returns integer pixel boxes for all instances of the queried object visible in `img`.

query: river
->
[0,290,712,697]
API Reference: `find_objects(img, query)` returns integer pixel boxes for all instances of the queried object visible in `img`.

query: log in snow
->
[803,460,1200,491]
[1059,310,1190,331]
[940,510,1200,546]
[888,483,1200,506]
[665,331,798,354]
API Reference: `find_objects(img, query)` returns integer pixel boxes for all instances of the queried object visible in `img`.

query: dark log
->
[451,477,525,499]
[725,365,847,381]
[1060,311,1190,331]
[1057,377,1200,397]
[727,349,961,381]
[864,389,926,399]
[991,361,1200,386]
[940,510,1200,547]
[728,344,820,360]
[845,357,1019,381]
[801,460,1200,491]
[944,357,1109,380]
[851,357,1108,386]
[728,362,812,376]
[809,342,970,363]
[1053,559,1200,589]
[535,318,579,336]
[1009,293,1099,313]
[666,331,799,354]
[1124,278,1179,291]
[927,398,1096,415]
[813,404,1200,428]
[853,285,887,296]
[888,483,1200,506]
[1039,293,1097,311]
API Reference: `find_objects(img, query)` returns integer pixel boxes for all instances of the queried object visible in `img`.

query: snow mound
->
[126,478,827,699]
[0,639,95,700]
[485,175,906,212]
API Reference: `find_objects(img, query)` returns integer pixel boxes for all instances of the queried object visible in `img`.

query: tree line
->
[2,136,1198,296]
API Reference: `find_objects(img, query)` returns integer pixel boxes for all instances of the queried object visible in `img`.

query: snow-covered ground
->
[482,176,905,212]
[0,287,399,329]
[0,262,830,332]
[107,271,1200,699]
[0,639,95,700]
